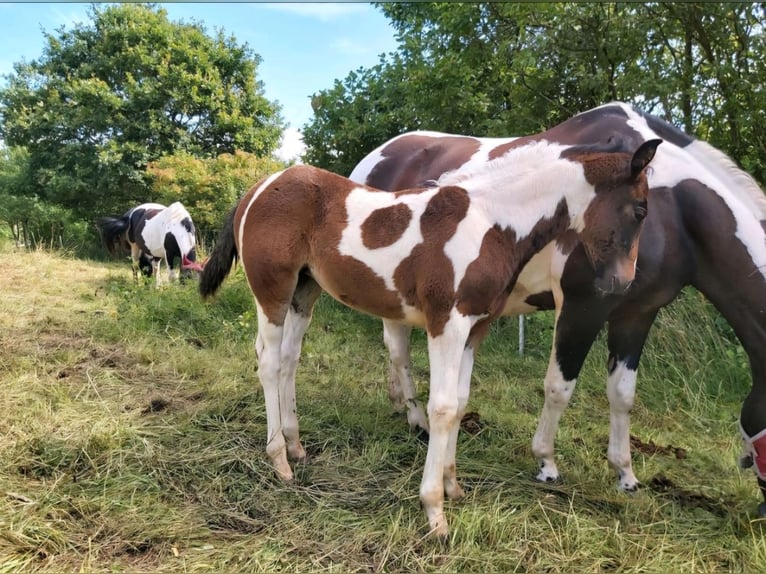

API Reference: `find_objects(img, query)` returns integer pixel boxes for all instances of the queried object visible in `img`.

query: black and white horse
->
[97,202,203,286]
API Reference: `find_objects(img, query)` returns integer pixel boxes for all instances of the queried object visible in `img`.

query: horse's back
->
[351,131,518,191]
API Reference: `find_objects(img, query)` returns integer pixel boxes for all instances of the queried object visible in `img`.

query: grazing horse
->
[199,137,659,538]
[97,202,204,286]
[349,101,766,518]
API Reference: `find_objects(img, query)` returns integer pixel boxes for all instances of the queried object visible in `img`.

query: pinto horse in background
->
[97,202,204,286]
[349,101,766,518]
[199,138,659,538]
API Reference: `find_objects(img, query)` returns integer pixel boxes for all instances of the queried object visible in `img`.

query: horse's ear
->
[631,138,662,179]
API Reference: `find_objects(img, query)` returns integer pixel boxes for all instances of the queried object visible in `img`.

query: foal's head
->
[568,138,661,295]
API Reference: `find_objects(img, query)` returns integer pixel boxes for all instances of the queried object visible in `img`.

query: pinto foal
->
[200,138,660,538]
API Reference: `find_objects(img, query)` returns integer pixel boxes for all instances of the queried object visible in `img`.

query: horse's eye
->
[634,204,647,222]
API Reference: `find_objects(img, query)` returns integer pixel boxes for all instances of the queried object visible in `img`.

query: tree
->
[147,150,285,243]
[303,2,766,184]
[0,3,284,218]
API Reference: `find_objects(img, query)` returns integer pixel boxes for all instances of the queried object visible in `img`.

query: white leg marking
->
[532,351,576,484]
[383,320,428,432]
[443,344,474,501]
[152,259,162,288]
[255,304,292,481]
[606,361,639,491]
[279,308,312,461]
[420,312,472,538]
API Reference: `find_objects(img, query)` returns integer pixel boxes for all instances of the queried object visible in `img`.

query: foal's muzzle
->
[594,273,634,296]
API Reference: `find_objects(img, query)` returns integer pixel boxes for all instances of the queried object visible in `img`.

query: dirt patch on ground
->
[630,435,688,460]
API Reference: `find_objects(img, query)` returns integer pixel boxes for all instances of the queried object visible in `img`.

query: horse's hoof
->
[620,481,641,493]
[535,464,561,484]
[758,502,766,518]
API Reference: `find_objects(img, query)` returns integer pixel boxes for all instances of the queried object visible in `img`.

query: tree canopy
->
[303,2,766,183]
[0,3,283,219]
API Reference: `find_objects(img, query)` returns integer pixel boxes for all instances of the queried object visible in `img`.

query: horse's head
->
[567,138,661,295]
[164,202,205,274]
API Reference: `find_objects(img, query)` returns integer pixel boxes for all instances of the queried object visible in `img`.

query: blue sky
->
[0,2,400,160]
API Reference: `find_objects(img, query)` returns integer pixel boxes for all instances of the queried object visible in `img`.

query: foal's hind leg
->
[604,310,658,491]
[279,277,323,461]
[383,319,428,432]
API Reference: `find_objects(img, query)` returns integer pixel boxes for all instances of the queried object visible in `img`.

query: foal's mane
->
[687,140,766,219]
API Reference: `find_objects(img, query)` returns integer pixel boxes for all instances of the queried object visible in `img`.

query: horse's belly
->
[501,243,556,315]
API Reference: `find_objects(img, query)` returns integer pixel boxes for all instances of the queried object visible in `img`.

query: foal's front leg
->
[442,343,476,501]
[254,303,293,481]
[382,319,429,432]
[420,313,472,539]
[604,311,658,491]
[279,280,323,461]
[532,299,607,484]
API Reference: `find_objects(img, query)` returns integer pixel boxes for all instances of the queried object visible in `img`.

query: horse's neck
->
[673,181,766,366]
[457,152,587,237]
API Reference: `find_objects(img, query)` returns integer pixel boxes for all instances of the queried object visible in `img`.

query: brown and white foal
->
[200,138,660,538]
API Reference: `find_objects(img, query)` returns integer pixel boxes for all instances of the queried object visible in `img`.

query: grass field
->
[0,245,764,572]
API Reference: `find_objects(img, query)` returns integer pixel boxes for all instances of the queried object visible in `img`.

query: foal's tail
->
[95,215,129,255]
[199,207,239,299]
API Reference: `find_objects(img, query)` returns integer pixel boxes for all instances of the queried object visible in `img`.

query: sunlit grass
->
[0,244,762,572]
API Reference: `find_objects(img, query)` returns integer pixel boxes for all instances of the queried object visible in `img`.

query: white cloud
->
[274,127,306,163]
[261,3,370,22]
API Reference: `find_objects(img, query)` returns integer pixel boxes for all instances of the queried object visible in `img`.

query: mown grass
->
[0,244,763,573]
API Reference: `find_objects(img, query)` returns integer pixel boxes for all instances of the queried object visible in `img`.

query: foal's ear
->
[630,138,662,179]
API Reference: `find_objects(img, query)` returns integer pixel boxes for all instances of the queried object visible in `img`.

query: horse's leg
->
[279,277,323,461]
[254,302,293,481]
[532,297,609,483]
[442,342,476,501]
[153,259,162,288]
[739,385,766,516]
[167,256,177,283]
[130,243,141,282]
[421,313,471,538]
[604,309,658,491]
[383,319,428,432]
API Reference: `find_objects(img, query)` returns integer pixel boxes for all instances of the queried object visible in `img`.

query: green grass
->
[0,245,763,572]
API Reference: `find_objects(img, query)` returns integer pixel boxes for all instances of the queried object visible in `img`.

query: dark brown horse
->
[200,137,659,538]
[349,101,766,518]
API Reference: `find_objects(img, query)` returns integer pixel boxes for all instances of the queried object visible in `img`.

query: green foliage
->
[304,2,766,183]
[0,3,284,219]
[147,150,285,242]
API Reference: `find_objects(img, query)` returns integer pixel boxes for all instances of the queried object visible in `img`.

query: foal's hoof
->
[758,502,766,518]
[535,465,561,484]
[618,480,642,494]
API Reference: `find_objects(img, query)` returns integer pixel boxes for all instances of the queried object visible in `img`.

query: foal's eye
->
[634,204,647,222]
